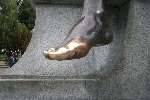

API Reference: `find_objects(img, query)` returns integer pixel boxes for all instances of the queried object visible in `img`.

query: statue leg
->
[43,0,113,60]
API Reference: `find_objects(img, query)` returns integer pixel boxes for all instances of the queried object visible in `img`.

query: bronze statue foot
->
[44,14,113,60]
[43,36,91,60]
[43,0,113,60]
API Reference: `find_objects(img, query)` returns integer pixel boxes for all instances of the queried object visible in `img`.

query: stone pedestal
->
[0,0,149,99]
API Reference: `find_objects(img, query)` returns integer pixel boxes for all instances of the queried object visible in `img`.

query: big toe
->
[43,48,56,58]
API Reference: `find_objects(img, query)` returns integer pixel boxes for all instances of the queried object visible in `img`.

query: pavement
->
[0,68,9,75]
[0,61,9,75]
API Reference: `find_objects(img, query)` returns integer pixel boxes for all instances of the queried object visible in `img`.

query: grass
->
[0,55,7,60]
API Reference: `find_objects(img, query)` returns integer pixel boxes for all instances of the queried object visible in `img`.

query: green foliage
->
[0,0,35,56]
[0,0,18,51]
[18,0,35,29]
[0,55,7,60]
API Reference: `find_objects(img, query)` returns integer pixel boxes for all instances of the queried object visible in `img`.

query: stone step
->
[0,61,9,68]
[0,66,9,68]
[0,61,7,65]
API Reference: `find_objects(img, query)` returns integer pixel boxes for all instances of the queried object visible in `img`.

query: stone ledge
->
[0,79,99,100]
[29,0,130,10]
[1,75,101,80]
[0,79,149,100]
[30,0,129,5]
[33,0,83,4]
[0,79,99,82]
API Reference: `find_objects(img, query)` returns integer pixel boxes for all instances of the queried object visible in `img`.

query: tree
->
[18,0,35,30]
[0,0,19,56]
[0,0,35,56]
[16,0,35,54]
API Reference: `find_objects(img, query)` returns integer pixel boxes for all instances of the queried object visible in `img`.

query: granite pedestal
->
[0,0,150,99]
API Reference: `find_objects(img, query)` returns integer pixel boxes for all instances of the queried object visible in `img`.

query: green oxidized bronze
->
[43,0,113,60]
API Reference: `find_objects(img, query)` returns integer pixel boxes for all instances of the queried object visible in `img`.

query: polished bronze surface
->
[44,36,91,60]
[43,0,113,60]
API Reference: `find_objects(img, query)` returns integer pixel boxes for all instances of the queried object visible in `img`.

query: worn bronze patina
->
[43,0,113,60]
